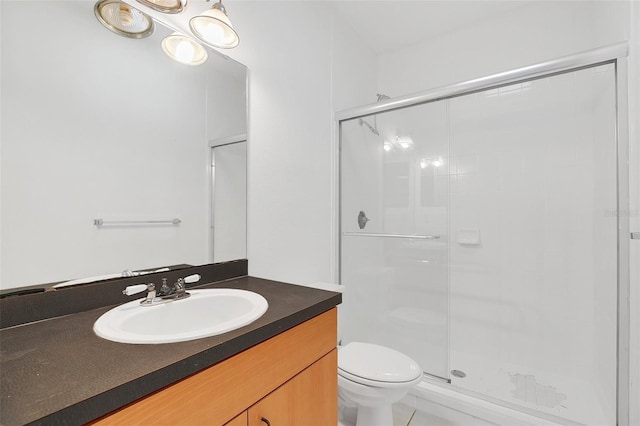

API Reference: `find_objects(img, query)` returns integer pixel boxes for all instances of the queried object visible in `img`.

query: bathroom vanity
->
[91,310,337,425]
[0,266,341,425]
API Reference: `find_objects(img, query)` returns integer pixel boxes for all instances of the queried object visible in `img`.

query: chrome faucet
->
[122,274,201,306]
[157,277,188,300]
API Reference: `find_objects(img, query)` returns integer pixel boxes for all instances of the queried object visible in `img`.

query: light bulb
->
[203,22,225,46]
[161,33,208,66]
[175,39,195,62]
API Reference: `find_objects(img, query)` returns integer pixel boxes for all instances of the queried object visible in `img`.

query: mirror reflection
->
[0,0,248,291]
[210,138,247,263]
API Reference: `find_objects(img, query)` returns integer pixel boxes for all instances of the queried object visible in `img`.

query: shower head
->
[359,118,379,136]
[358,94,388,137]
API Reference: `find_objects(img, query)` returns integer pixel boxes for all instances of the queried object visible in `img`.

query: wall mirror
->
[0,0,248,291]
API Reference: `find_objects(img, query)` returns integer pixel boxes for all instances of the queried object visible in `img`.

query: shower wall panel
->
[447,64,617,425]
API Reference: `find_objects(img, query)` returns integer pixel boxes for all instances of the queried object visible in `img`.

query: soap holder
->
[456,228,480,245]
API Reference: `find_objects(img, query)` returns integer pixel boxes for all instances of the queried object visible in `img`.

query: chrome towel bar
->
[343,232,440,239]
[94,218,181,226]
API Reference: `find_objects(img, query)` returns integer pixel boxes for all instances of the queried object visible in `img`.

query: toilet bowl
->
[338,341,422,426]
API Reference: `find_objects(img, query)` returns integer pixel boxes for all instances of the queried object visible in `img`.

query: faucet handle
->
[160,278,171,294]
[123,283,153,296]
[184,274,201,284]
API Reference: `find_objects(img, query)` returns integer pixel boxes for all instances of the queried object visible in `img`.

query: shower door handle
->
[343,232,441,239]
[632,232,640,240]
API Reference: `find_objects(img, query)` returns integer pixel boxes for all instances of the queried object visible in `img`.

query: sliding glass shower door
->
[447,63,618,425]
[339,101,450,380]
[339,62,618,425]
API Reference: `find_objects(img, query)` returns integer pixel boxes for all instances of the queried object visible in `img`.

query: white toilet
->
[338,341,422,426]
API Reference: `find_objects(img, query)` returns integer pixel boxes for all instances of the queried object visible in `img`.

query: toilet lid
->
[338,342,422,383]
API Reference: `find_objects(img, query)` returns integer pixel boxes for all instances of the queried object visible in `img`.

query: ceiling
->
[113,0,532,60]
[328,1,532,55]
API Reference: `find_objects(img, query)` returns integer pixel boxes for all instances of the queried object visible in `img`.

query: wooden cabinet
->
[247,350,337,426]
[90,309,337,426]
[225,412,248,426]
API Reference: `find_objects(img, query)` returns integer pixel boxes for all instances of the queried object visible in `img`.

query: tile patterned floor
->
[393,403,460,426]
[338,402,461,426]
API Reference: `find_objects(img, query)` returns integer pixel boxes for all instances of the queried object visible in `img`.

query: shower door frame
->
[333,42,631,425]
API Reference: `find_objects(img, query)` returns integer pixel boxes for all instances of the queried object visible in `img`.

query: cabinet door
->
[248,349,337,426]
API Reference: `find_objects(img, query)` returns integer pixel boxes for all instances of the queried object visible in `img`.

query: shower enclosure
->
[337,44,630,426]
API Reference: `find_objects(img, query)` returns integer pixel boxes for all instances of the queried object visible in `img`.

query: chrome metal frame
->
[94,0,155,39]
[336,42,628,122]
[135,0,186,14]
[94,218,180,226]
[334,41,631,425]
[343,232,440,240]
[615,57,631,426]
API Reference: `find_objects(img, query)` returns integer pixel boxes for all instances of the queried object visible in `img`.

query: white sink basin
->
[94,289,268,344]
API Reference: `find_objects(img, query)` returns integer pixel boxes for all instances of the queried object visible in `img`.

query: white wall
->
[224,1,332,284]
[206,65,247,141]
[225,1,377,284]
[329,12,379,113]
[377,1,630,97]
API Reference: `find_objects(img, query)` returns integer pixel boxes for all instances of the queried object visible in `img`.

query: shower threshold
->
[405,379,574,426]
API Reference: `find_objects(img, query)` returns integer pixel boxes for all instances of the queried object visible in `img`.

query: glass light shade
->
[94,0,154,39]
[136,0,185,14]
[161,33,208,66]
[189,3,239,49]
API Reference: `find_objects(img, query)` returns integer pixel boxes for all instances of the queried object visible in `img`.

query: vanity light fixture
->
[189,0,239,49]
[161,32,208,66]
[94,0,154,39]
[136,0,186,14]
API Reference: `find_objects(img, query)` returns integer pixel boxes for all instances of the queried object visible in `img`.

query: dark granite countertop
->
[0,276,341,426]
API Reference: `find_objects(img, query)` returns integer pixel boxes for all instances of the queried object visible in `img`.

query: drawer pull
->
[261,417,271,426]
